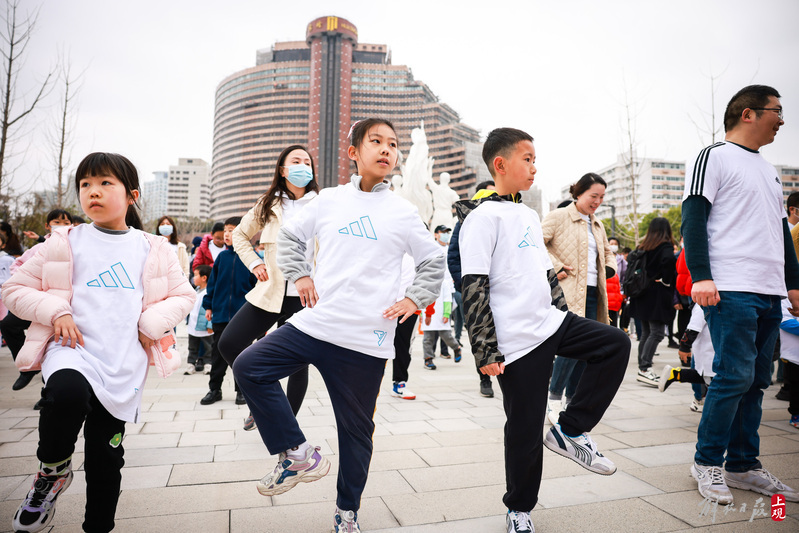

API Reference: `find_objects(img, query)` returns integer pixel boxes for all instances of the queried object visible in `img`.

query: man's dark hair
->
[724,85,781,132]
[195,265,212,279]
[46,209,73,224]
[224,216,242,227]
[787,192,799,214]
[211,222,225,234]
[475,180,495,192]
[482,128,533,177]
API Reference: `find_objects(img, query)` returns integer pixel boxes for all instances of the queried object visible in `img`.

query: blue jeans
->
[695,292,781,471]
[549,286,598,399]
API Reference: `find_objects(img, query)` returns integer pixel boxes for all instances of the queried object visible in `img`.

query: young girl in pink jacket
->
[2,153,195,533]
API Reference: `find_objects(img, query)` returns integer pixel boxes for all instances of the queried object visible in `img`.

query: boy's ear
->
[347,145,358,162]
[493,155,505,176]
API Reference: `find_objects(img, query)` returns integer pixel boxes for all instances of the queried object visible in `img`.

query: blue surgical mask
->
[286,164,313,187]
[439,232,451,244]
[255,249,265,259]
[158,224,173,237]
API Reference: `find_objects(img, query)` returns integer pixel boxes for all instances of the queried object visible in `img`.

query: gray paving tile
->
[614,442,696,467]
[537,471,663,508]
[381,485,507,526]
[601,415,694,432]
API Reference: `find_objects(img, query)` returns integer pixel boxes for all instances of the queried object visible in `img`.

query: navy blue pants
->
[233,324,386,511]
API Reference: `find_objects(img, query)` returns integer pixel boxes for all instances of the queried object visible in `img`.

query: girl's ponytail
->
[126,204,144,230]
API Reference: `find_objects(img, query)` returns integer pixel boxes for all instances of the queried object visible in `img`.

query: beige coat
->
[232,202,288,313]
[541,203,615,323]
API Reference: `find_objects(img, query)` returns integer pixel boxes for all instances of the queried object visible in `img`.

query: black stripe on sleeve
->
[690,142,724,196]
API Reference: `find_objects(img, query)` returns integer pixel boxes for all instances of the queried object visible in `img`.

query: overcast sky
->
[9,0,799,207]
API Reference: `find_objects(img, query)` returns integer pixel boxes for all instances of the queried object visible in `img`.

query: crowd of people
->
[0,84,796,533]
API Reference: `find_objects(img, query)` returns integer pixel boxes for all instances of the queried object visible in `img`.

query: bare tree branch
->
[0,0,55,195]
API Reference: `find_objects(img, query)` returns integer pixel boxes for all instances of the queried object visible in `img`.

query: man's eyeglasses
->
[751,107,784,120]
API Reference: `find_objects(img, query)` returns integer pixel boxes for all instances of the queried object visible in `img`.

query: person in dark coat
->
[629,217,677,387]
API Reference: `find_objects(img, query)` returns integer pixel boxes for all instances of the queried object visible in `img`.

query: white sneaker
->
[257,445,330,496]
[391,381,416,400]
[546,398,561,426]
[544,424,616,475]
[506,510,534,532]
[725,468,799,502]
[183,363,196,375]
[332,508,361,532]
[690,398,704,412]
[636,369,659,387]
[203,363,212,375]
[691,463,733,505]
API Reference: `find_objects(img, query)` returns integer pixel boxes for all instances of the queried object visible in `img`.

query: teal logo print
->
[87,262,135,289]
[339,216,377,240]
[518,227,537,249]
[374,330,387,346]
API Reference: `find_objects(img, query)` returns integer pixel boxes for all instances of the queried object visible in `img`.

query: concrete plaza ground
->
[0,324,797,532]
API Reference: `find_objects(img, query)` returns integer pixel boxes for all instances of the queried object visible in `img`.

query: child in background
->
[233,118,443,532]
[192,222,226,269]
[23,209,73,244]
[185,265,213,375]
[658,303,715,412]
[200,217,256,406]
[2,210,74,394]
[3,152,194,533]
[777,299,799,428]
[421,259,462,369]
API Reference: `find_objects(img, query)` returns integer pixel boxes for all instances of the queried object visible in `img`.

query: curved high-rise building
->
[210,16,487,220]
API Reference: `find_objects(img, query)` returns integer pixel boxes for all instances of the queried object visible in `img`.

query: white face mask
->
[158,224,173,237]
[609,244,618,253]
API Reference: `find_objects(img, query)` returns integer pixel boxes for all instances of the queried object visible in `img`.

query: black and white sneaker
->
[12,459,73,532]
[544,424,616,475]
[636,369,659,387]
[506,510,534,532]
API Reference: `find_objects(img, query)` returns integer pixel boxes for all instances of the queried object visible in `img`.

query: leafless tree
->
[48,52,84,207]
[0,0,53,195]
[619,84,642,245]
[688,66,727,146]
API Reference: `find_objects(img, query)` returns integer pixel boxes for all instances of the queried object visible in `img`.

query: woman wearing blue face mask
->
[223,145,319,431]
[156,215,190,277]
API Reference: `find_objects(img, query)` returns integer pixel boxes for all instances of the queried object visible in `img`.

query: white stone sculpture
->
[429,172,460,231]
[400,121,434,225]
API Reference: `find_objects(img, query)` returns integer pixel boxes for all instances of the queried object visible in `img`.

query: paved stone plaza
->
[0,323,797,532]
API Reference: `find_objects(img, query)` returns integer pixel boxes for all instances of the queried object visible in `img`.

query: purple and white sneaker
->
[12,460,73,532]
[256,445,330,496]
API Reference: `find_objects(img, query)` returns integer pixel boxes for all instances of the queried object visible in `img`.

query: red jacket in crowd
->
[606,274,623,312]
[675,250,693,297]
[192,234,216,270]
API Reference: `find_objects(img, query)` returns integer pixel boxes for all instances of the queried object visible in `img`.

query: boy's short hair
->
[724,85,781,132]
[211,222,225,234]
[224,216,242,227]
[47,209,73,224]
[195,265,212,278]
[787,191,799,212]
[72,215,85,225]
[482,128,534,177]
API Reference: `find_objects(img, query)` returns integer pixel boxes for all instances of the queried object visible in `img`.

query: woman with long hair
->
[629,217,677,387]
[541,173,616,425]
[219,144,319,430]
[155,215,190,278]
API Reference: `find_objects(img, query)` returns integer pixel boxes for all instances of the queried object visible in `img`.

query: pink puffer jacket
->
[1,226,195,377]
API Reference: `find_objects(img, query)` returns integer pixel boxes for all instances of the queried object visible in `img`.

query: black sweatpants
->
[785,360,799,417]
[218,298,308,414]
[208,322,238,393]
[392,314,418,383]
[497,312,630,512]
[38,369,126,533]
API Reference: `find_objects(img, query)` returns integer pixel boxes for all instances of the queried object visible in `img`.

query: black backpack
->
[623,248,651,297]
